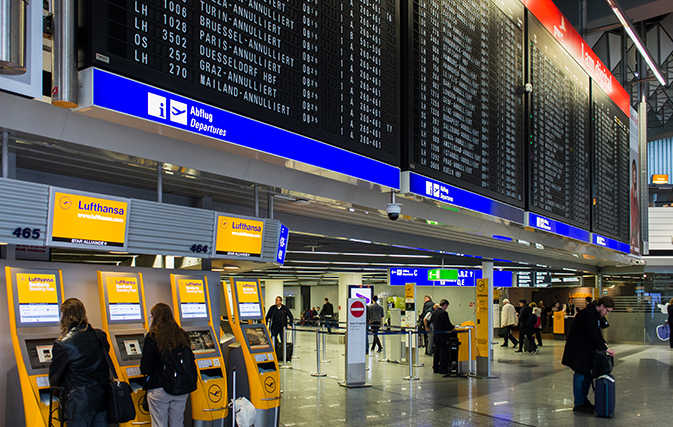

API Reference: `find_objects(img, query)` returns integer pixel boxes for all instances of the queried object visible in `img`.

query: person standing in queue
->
[431,299,454,377]
[141,303,195,427]
[321,297,335,333]
[49,298,110,427]
[368,295,384,353]
[500,299,519,348]
[515,299,538,354]
[265,296,294,347]
[562,296,616,414]
[419,295,434,349]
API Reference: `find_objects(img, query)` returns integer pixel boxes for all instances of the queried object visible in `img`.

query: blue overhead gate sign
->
[389,268,512,287]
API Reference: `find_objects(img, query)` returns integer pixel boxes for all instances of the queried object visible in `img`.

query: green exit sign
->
[427,269,458,281]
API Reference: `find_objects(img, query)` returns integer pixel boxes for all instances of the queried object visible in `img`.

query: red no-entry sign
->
[350,300,365,318]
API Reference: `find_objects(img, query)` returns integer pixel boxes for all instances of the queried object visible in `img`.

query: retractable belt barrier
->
[288,325,477,379]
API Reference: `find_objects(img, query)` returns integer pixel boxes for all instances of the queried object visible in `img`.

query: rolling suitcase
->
[275,340,293,362]
[594,374,615,418]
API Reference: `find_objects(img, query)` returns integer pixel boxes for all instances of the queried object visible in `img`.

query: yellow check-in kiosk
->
[221,277,280,427]
[170,274,228,426]
[97,271,151,425]
[6,267,65,427]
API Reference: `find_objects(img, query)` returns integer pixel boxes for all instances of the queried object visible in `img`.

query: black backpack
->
[161,345,198,395]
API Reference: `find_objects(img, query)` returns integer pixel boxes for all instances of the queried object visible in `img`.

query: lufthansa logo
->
[138,393,150,415]
[477,280,485,292]
[208,384,222,403]
[220,219,229,229]
[264,376,276,393]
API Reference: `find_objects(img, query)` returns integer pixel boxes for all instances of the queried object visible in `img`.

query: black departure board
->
[404,0,525,207]
[528,16,591,229]
[79,0,400,166]
[592,81,630,242]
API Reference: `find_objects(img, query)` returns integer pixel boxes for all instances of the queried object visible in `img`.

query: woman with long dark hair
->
[49,298,110,427]
[140,302,194,426]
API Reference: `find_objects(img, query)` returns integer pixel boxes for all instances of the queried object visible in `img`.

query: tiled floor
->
[276,329,672,426]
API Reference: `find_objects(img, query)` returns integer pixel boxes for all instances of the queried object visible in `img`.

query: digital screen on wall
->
[48,190,130,250]
[214,215,264,258]
[527,15,591,229]
[592,81,630,243]
[105,275,142,321]
[404,0,525,207]
[79,0,400,167]
[15,272,61,325]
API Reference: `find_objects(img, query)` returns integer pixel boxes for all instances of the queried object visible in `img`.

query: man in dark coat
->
[562,296,615,414]
[265,296,294,347]
[515,299,537,354]
[430,299,454,376]
[321,297,335,333]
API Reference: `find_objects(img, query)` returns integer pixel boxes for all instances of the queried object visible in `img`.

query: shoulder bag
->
[96,331,136,423]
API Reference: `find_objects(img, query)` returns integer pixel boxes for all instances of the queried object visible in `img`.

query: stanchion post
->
[311,328,326,377]
[468,326,474,376]
[403,330,419,380]
[291,327,299,359]
[378,331,388,362]
[231,367,236,427]
[413,330,424,367]
[280,326,291,369]
[322,323,331,363]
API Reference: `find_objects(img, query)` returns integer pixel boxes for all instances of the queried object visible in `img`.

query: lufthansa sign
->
[215,215,265,258]
[47,189,130,250]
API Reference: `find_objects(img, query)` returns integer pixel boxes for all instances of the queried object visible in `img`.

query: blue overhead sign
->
[275,224,289,265]
[403,172,524,224]
[526,213,590,242]
[591,233,630,254]
[84,68,400,190]
[389,268,512,287]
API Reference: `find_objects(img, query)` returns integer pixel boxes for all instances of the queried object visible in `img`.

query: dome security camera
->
[385,203,402,221]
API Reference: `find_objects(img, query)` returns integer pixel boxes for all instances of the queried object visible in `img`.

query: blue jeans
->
[573,372,592,406]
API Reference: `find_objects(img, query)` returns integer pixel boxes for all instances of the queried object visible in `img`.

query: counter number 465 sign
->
[13,227,41,239]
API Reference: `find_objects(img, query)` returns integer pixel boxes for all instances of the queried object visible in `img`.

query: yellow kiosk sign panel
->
[16,273,59,324]
[236,279,263,319]
[178,278,208,319]
[48,189,130,250]
[215,215,264,257]
[106,276,142,321]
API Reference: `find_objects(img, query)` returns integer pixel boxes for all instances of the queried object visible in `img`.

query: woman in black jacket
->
[141,303,193,427]
[49,298,110,427]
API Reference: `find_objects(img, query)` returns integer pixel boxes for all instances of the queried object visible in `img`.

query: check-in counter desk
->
[455,322,476,374]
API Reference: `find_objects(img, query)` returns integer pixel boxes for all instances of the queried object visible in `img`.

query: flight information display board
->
[405,0,525,207]
[592,81,630,242]
[79,0,400,166]
[527,15,591,229]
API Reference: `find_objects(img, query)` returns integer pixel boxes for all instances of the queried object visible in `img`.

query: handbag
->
[96,331,136,423]
[590,349,614,378]
[497,327,508,338]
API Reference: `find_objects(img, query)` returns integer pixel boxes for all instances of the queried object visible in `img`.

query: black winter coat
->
[265,304,294,331]
[49,325,110,421]
[561,304,608,376]
[140,333,164,390]
[519,305,534,332]
[430,307,454,343]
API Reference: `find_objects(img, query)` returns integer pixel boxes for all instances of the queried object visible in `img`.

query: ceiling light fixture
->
[605,0,666,86]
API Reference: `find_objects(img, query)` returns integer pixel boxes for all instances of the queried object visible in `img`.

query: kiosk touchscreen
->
[6,267,64,427]
[97,271,151,425]
[171,274,228,425]
[221,278,280,427]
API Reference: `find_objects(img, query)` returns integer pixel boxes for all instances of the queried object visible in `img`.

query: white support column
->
[337,273,362,324]
[476,260,494,378]
[264,280,285,310]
